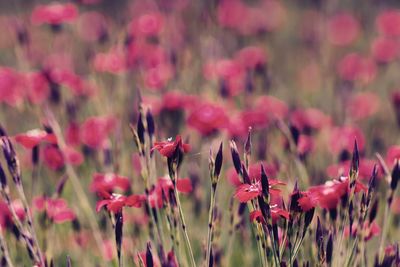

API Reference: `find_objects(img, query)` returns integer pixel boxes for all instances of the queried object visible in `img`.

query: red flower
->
[386,145,400,168]
[327,12,360,46]
[31,3,78,25]
[14,129,57,149]
[96,193,145,214]
[250,206,289,224]
[0,200,25,229]
[90,173,131,194]
[25,72,50,104]
[228,161,278,187]
[187,103,229,135]
[77,11,107,43]
[43,145,64,170]
[0,67,24,107]
[93,49,126,74]
[298,176,367,211]
[152,135,190,158]
[235,46,267,70]
[326,159,381,180]
[33,196,76,223]
[130,12,164,37]
[234,179,285,203]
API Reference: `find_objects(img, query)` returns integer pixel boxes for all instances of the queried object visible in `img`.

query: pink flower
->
[0,67,24,106]
[327,12,360,46]
[328,126,365,156]
[33,196,76,223]
[62,147,84,166]
[187,103,229,135]
[371,37,399,63]
[43,145,64,170]
[25,72,50,104]
[376,10,400,37]
[152,135,190,158]
[250,207,289,224]
[235,46,267,70]
[77,11,107,43]
[93,49,126,74]
[31,3,78,25]
[90,173,131,194]
[347,92,380,120]
[14,129,57,149]
[234,179,285,203]
[96,193,145,214]
[80,116,116,149]
[290,108,331,132]
[337,53,376,84]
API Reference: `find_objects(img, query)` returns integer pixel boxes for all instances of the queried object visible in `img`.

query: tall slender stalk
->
[206,184,217,266]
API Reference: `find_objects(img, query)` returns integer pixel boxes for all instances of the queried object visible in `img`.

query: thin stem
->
[206,185,217,267]
[0,226,14,267]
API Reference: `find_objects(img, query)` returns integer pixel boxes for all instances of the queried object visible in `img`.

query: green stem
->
[206,185,217,267]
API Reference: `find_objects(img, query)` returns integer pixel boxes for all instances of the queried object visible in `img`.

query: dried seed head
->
[391,160,400,191]
[230,140,242,175]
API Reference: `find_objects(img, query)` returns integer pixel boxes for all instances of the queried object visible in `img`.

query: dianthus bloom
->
[152,135,190,158]
[96,192,145,214]
[31,3,78,26]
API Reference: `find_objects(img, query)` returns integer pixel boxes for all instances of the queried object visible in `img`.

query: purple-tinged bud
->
[230,141,242,175]
[244,128,252,156]
[369,198,379,223]
[115,211,123,265]
[137,113,145,145]
[241,164,251,184]
[146,110,155,139]
[146,242,154,267]
[213,142,223,181]
[0,164,7,189]
[66,255,72,267]
[260,164,269,198]
[349,139,359,184]
[391,160,400,191]
[326,233,333,264]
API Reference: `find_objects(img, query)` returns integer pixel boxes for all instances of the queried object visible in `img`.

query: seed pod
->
[349,139,359,185]
[244,128,252,156]
[241,164,251,184]
[66,255,72,267]
[0,164,7,189]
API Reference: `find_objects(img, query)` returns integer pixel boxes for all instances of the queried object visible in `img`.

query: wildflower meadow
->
[0,0,399,266]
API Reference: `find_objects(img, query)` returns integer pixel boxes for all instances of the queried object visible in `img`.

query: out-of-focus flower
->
[62,147,84,166]
[0,67,24,107]
[42,145,64,170]
[96,192,145,214]
[50,69,96,96]
[152,135,190,158]
[80,116,116,149]
[343,221,380,241]
[235,46,267,70]
[227,162,278,187]
[160,91,195,111]
[290,108,331,132]
[77,11,108,43]
[25,72,50,104]
[14,129,57,149]
[327,12,360,46]
[326,159,381,180]
[376,10,400,37]
[31,3,78,26]
[297,135,314,156]
[255,96,289,122]
[33,196,76,223]
[386,145,400,168]
[143,63,173,90]
[217,0,248,30]
[337,53,376,84]
[130,12,164,37]
[187,103,229,135]
[0,200,25,229]
[347,92,380,121]
[90,173,131,194]
[65,122,80,146]
[371,37,399,63]
[93,49,126,74]
[328,126,365,156]
[297,62,322,92]
[392,197,400,214]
